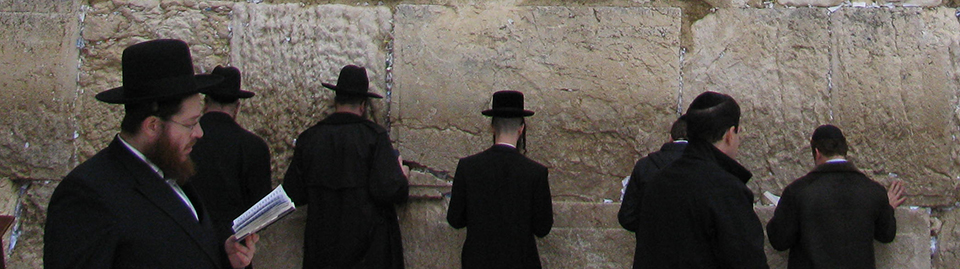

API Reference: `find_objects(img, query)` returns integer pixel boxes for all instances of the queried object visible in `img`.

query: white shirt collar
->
[117,134,165,179]
[495,142,517,148]
[825,158,848,163]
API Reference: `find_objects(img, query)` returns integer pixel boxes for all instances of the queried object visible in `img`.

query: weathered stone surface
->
[704,0,763,8]
[229,3,392,185]
[398,198,463,268]
[684,8,833,201]
[935,208,960,268]
[392,4,682,202]
[0,178,20,258]
[254,208,306,268]
[5,181,57,269]
[0,11,80,180]
[756,206,930,269]
[877,0,944,7]
[0,0,78,13]
[539,202,633,267]
[77,0,234,161]
[777,0,844,7]
[831,8,960,207]
[686,8,960,207]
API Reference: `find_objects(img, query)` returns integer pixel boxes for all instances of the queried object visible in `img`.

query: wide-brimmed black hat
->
[95,39,222,104]
[322,65,382,99]
[202,65,254,99]
[482,90,535,117]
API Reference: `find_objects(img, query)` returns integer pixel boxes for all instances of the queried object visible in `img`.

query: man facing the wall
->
[635,91,768,268]
[282,65,410,268]
[618,118,687,232]
[446,90,554,268]
[766,124,904,268]
[190,65,272,268]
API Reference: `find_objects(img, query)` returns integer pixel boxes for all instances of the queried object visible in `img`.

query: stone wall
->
[2,0,959,267]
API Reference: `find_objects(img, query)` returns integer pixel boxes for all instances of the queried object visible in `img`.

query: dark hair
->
[809,125,848,157]
[810,138,848,158]
[334,94,367,106]
[492,117,527,153]
[120,93,193,134]
[670,118,687,141]
[681,91,740,143]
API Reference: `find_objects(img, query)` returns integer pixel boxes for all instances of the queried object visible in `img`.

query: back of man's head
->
[670,118,687,141]
[681,91,740,143]
[810,124,848,158]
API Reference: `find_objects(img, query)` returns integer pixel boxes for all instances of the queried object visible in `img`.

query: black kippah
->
[811,124,845,141]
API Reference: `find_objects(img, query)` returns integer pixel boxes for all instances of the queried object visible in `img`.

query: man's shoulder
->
[460,148,546,171]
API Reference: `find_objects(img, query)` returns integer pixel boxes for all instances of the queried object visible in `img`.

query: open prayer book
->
[232,185,296,241]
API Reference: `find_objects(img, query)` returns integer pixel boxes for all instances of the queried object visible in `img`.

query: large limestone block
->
[255,208,306,268]
[229,4,392,185]
[684,8,833,200]
[0,0,78,13]
[393,4,682,202]
[830,8,960,207]
[539,202,633,267]
[934,208,960,268]
[0,11,79,180]
[399,198,464,268]
[77,0,234,161]
[757,206,931,268]
[5,181,57,269]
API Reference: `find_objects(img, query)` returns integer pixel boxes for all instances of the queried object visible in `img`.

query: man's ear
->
[141,116,164,140]
[722,126,736,145]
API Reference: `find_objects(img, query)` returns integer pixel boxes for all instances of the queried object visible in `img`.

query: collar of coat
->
[489,143,520,153]
[659,141,687,153]
[684,139,753,184]
[810,160,863,175]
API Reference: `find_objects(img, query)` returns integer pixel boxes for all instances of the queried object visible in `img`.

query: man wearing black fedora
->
[44,39,257,269]
[282,65,410,268]
[190,65,272,268]
[446,90,554,268]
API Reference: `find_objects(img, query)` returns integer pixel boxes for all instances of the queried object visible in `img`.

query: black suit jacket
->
[44,136,224,269]
[635,140,768,269]
[767,161,896,269]
[282,112,409,269]
[190,112,272,244]
[446,145,554,269]
[618,141,687,232]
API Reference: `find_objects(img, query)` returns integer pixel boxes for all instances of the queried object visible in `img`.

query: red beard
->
[145,127,196,185]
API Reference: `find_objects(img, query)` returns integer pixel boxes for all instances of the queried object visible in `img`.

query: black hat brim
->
[322,82,383,99]
[481,108,535,117]
[96,74,222,104]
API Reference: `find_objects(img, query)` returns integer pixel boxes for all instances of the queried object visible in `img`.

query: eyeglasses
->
[166,119,200,131]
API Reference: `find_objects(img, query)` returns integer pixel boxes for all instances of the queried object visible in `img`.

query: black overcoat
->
[766,161,896,269]
[190,112,272,244]
[446,145,554,269]
[618,141,687,232]
[635,140,769,268]
[282,112,409,269]
[44,137,224,269]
